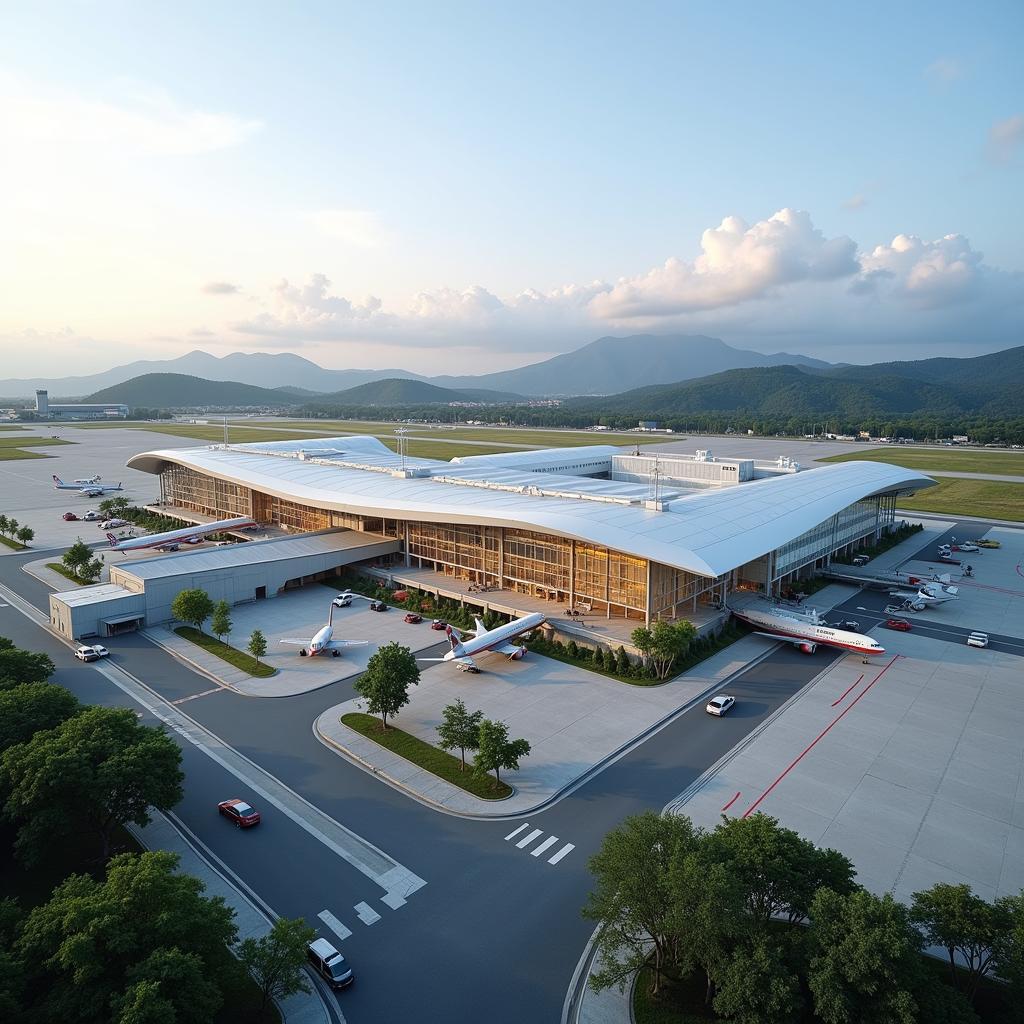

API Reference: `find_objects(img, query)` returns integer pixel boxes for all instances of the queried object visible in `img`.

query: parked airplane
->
[422,612,547,671]
[279,603,369,657]
[52,475,123,497]
[105,515,257,552]
[730,605,885,657]
[887,586,958,609]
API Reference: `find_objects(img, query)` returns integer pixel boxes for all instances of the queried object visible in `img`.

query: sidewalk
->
[130,813,333,1024]
[314,634,779,817]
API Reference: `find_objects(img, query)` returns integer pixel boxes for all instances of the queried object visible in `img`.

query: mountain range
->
[0,334,834,399]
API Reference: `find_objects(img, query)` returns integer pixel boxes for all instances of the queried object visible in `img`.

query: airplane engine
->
[798,642,817,655]
[299,649,307,657]
[332,649,340,657]
[513,645,527,660]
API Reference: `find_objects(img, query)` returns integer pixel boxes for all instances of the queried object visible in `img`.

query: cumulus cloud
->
[988,114,1024,163]
[0,75,262,156]
[858,233,986,308]
[590,209,859,318]
[201,281,240,295]
[306,209,389,248]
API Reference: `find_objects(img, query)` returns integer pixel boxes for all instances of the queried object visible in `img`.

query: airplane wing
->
[494,642,525,658]
[278,638,311,646]
[751,630,814,647]
[325,639,369,649]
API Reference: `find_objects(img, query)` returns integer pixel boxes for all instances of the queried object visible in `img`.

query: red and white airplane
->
[106,516,257,552]
[730,604,885,657]
[279,602,368,657]
[423,612,547,671]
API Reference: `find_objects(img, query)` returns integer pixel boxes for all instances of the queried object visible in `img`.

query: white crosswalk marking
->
[354,901,381,925]
[318,909,352,941]
[504,823,529,841]
[516,828,543,849]
[547,843,575,865]
[531,835,559,857]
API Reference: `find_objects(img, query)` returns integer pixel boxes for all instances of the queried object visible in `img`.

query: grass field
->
[897,477,1024,522]
[341,711,514,799]
[0,436,73,461]
[174,625,277,677]
[823,447,1024,477]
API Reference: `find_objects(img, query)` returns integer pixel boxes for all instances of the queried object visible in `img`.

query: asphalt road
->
[0,549,842,1023]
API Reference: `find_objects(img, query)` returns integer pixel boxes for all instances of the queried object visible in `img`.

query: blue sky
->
[0,1,1021,375]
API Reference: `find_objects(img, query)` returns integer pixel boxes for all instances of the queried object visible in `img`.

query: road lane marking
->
[831,673,864,708]
[548,843,575,865]
[516,828,543,849]
[172,686,224,705]
[531,835,559,857]
[505,823,529,841]
[721,791,742,813]
[318,909,352,941]
[354,901,381,925]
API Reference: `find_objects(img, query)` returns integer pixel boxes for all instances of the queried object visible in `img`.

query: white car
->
[81,510,103,522]
[706,694,736,716]
[332,592,354,608]
[74,644,109,661]
[99,518,128,530]
[966,632,989,649]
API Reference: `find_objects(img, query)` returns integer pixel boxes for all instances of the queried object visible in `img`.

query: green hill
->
[317,378,516,405]
[85,373,298,408]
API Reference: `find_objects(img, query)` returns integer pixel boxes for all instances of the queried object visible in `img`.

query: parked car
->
[332,592,354,608]
[369,600,388,612]
[976,539,1001,549]
[403,612,423,624]
[307,937,353,989]
[885,618,912,631]
[455,661,480,673]
[87,643,110,657]
[81,510,102,521]
[966,632,989,649]
[952,542,979,553]
[98,518,128,530]
[183,536,203,545]
[829,620,860,632]
[217,799,261,828]
[430,619,448,631]
[706,694,736,716]
[851,555,870,566]
[62,511,79,521]
[155,543,180,552]
[74,645,99,661]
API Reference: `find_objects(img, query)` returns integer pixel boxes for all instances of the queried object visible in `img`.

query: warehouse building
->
[115,436,934,627]
[32,389,128,421]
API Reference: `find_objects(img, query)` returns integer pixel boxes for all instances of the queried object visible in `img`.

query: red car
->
[62,512,78,521]
[885,618,912,631]
[218,799,261,828]
[404,612,423,624]
[431,619,447,631]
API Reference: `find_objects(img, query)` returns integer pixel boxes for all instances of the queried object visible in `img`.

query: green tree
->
[630,620,697,679]
[0,682,81,752]
[15,526,33,546]
[0,516,8,537]
[237,917,315,1011]
[705,812,855,932]
[0,639,55,690]
[910,882,1005,1000]
[436,697,483,771]
[584,811,703,996]
[473,719,530,785]
[16,851,235,1024]
[5,518,17,539]
[171,588,214,633]
[210,599,232,645]
[807,887,923,1024]
[1,706,184,862]
[354,642,419,730]
[615,646,631,675]
[113,980,176,1024]
[98,496,131,516]
[0,897,24,1020]
[62,537,93,574]
[82,557,104,583]
[993,891,1024,1011]
[712,938,803,1024]
[247,629,267,664]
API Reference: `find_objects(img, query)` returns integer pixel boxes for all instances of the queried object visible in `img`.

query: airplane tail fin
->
[328,603,334,627]
[473,616,487,636]
[52,475,62,486]
[105,532,119,548]
[445,626,464,655]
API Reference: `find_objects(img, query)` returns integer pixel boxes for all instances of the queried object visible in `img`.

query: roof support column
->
[645,560,652,627]
[569,541,575,612]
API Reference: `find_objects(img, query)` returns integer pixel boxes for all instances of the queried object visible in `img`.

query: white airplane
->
[887,586,958,609]
[53,475,123,497]
[730,605,885,657]
[279,603,369,657]
[422,612,547,671]
[106,515,257,552]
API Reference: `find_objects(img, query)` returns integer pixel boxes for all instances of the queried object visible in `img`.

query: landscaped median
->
[341,712,513,799]
[173,626,276,678]
[46,561,95,584]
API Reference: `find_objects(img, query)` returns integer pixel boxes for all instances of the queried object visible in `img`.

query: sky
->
[0,0,1022,378]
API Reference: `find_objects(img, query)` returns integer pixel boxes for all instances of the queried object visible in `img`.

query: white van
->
[966,632,989,648]
[307,937,354,989]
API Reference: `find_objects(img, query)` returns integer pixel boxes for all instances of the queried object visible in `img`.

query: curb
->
[313,640,781,821]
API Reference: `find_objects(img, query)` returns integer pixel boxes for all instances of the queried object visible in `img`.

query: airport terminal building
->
[126,436,934,625]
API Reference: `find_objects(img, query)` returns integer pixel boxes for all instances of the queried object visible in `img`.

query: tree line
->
[585,811,1024,1023]
[0,637,314,1021]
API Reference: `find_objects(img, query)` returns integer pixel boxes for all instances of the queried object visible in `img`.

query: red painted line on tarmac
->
[741,655,901,819]
[721,791,742,813]
[831,673,864,708]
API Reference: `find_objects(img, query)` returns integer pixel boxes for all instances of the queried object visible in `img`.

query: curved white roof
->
[128,441,934,579]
